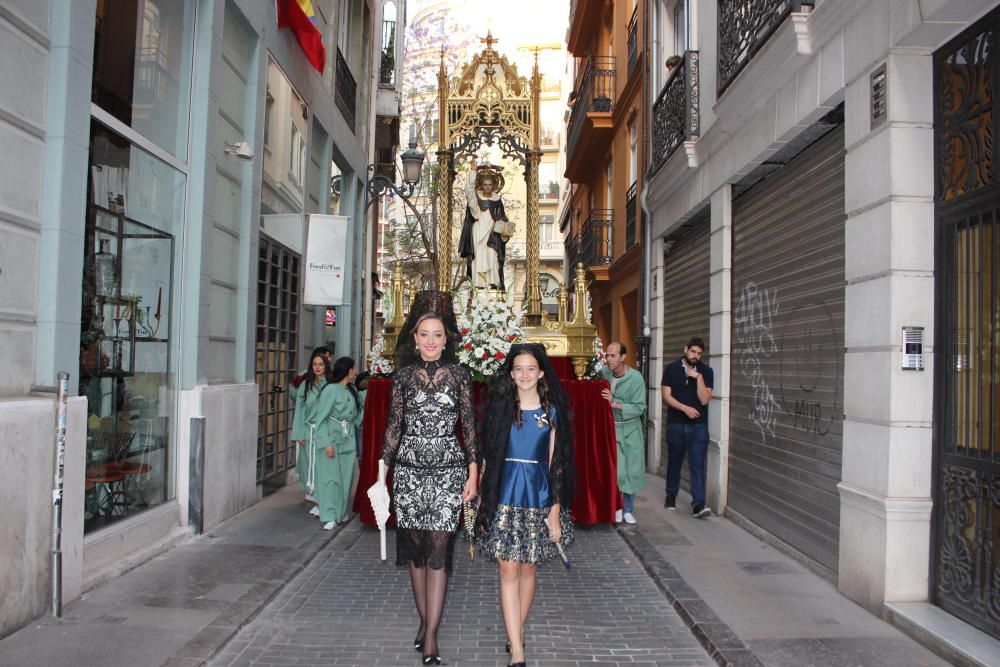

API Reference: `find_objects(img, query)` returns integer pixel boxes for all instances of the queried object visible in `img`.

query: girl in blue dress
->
[477,343,576,667]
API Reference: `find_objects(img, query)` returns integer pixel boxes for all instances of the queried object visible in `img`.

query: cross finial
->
[480,31,498,50]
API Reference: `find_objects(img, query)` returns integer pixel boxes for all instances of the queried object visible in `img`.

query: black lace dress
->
[381,360,477,572]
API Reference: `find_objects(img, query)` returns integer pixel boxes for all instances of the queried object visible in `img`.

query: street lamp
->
[365,137,425,206]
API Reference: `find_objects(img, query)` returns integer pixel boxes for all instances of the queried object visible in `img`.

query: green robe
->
[290,374,314,494]
[601,366,647,494]
[292,381,362,523]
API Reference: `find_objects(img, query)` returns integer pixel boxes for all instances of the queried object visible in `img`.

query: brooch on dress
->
[435,391,455,407]
[533,410,550,429]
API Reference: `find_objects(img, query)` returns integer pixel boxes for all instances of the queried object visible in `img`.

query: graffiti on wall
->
[734,281,782,439]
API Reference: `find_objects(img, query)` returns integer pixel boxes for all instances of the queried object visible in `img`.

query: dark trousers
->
[665,421,709,506]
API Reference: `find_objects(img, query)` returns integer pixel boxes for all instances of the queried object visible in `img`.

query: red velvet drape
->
[351,359,619,525]
[352,377,393,525]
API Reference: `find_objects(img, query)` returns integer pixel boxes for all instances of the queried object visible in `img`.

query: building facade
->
[564,0,649,369]
[646,0,1000,654]
[0,0,399,637]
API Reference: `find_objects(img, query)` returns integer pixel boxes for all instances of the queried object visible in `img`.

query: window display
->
[81,121,180,533]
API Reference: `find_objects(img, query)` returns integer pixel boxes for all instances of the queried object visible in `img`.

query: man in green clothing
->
[600,341,647,524]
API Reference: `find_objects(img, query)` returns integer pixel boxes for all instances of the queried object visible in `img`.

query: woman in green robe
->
[290,347,332,505]
[310,357,362,529]
[292,351,333,506]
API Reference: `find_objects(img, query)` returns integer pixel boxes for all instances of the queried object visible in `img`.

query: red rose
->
[465,343,473,350]
[495,352,505,360]
[460,328,471,334]
[482,352,489,360]
[507,334,516,341]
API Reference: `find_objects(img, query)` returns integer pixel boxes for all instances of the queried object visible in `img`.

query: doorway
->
[255,235,301,488]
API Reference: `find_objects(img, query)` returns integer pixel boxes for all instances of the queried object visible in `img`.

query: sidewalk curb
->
[162,516,363,667]
[616,525,766,667]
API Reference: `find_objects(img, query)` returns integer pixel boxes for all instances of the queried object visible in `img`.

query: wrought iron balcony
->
[627,7,639,77]
[718,0,802,95]
[566,56,616,179]
[625,182,639,250]
[566,232,581,274]
[651,50,700,174]
[581,209,613,268]
[335,48,357,131]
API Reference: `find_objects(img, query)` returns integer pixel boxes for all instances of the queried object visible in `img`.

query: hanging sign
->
[304,214,349,306]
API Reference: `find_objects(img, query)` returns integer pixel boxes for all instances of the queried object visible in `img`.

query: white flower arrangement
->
[367,335,394,376]
[456,289,525,380]
[584,335,607,379]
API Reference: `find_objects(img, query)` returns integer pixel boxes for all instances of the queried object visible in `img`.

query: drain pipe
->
[50,371,69,617]
[638,165,654,379]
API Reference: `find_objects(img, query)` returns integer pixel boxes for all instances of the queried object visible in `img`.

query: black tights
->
[410,564,448,655]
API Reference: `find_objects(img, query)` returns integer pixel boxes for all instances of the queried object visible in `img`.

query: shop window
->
[81,120,183,533]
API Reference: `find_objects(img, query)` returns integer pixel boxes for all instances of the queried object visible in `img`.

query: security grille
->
[729,127,845,574]
[255,235,301,486]
[659,220,711,477]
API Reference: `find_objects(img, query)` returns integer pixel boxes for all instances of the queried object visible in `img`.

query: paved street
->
[212,519,714,667]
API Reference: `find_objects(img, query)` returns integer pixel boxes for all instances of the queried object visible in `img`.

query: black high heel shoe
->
[507,661,526,667]
[421,655,441,665]
[413,638,423,652]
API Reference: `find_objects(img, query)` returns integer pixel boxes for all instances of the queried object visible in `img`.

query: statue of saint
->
[459,159,513,290]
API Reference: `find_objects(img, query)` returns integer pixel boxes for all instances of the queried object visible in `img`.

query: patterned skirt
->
[477,505,575,565]
[393,462,467,573]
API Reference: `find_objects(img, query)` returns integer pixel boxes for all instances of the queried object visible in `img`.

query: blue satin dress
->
[480,407,574,564]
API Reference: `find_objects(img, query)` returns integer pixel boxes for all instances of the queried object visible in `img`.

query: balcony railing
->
[581,209,613,267]
[379,20,396,86]
[718,0,800,95]
[625,182,639,249]
[335,48,357,131]
[566,233,581,272]
[627,7,639,76]
[567,55,616,159]
[651,50,700,174]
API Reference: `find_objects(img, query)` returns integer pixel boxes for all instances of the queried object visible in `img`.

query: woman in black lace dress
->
[378,291,478,666]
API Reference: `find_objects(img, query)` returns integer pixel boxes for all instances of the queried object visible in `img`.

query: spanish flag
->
[276,0,326,73]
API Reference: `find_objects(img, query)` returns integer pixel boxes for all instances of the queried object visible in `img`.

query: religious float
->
[354,35,620,526]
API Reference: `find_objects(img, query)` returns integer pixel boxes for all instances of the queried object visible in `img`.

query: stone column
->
[708,185,733,513]
[838,52,935,611]
[647,235,666,475]
[523,150,543,326]
[436,149,453,290]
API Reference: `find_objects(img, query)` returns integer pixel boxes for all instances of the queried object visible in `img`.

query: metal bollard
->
[50,371,69,617]
[189,416,206,535]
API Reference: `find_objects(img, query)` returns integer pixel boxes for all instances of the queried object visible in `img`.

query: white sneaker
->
[305,494,317,503]
[323,520,337,530]
[615,509,623,523]
[309,506,320,516]
[624,512,637,524]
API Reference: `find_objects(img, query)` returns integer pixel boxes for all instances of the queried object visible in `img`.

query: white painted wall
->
[0,396,86,637]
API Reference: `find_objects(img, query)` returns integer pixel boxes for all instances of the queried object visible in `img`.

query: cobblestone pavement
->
[212,520,714,667]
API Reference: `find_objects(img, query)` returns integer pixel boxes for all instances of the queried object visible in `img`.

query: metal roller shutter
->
[660,221,711,476]
[729,127,846,573]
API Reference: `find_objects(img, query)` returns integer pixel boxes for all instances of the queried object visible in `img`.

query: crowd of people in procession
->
[288,291,713,667]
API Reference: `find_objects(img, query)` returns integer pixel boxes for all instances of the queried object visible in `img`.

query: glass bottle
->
[94,239,118,298]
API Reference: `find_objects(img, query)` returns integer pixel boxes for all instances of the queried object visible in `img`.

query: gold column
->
[523,150,543,326]
[435,49,452,291]
[563,263,599,379]
[436,150,454,289]
[382,263,406,355]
